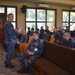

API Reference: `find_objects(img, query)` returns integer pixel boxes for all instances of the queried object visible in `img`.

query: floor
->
[0,45,34,75]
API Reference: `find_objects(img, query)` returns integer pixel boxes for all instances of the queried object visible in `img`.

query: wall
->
[0,1,72,30]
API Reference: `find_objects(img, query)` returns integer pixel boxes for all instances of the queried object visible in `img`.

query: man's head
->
[62,29,65,34]
[41,26,43,30]
[44,30,48,35]
[59,27,62,31]
[66,26,69,30]
[46,26,49,30]
[54,28,58,32]
[32,32,39,40]
[28,27,30,31]
[36,29,39,33]
[31,28,34,32]
[21,30,26,35]
[63,32,71,41]
[7,13,14,22]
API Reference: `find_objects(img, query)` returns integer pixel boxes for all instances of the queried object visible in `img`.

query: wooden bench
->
[19,36,32,53]
[33,41,75,75]
[49,35,54,43]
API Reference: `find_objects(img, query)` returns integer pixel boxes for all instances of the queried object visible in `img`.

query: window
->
[0,6,17,29]
[62,11,75,31]
[26,8,56,32]
[0,7,5,13]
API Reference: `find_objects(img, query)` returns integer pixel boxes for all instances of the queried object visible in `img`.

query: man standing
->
[17,32,44,73]
[4,13,20,68]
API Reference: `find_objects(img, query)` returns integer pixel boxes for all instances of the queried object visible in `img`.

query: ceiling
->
[1,0,75,6]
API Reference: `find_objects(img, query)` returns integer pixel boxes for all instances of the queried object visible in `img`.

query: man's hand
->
[17,40,21,44]
[27,50,34,55]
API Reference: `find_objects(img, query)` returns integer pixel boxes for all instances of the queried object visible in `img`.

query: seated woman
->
[61,32,75,48]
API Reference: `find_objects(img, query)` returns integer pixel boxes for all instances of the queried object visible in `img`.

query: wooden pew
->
[33,41,75,75]
[49,35,54,43]
[19,36,33,53]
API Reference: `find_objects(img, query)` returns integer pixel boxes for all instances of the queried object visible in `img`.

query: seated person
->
[53,28,62,44]
[27,27,31,36]
[45,26,51,34]
[15,30,29,49]
[61,32,75,48]
[65,26,70,32]
[40,26,44,34]
[36,28,40,34]
[30,28,34,36]
[40,30,50,41]
[17,32,44,73]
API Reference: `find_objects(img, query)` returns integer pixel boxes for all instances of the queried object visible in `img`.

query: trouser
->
[18,52,38,68]
[15,43,20,50]
[5,43,15,64]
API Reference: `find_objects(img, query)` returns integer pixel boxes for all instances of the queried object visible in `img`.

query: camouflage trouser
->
[18,52,38,67]
[5,43,15,64]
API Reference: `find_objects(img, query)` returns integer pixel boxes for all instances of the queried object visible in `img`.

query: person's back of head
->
[31,28,34,32]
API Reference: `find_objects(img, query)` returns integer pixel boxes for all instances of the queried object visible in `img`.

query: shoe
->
[17,67,28,73]
[27,69,33,73]
[5,64,15,68]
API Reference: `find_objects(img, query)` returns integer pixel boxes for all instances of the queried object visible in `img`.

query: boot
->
[5,64,15,68]
[17,66,28,73]
[27,63,34,73]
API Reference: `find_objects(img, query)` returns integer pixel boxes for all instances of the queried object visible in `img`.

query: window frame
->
[25,7,57,32]
[0,5,17,28]
[62,10,75,31]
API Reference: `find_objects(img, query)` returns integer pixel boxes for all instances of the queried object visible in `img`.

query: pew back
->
[43,41,75,75]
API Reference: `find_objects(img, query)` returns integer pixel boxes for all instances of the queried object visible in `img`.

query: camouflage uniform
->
[18,39,44,68]
[4,21,19,64]
[62,38,75,48]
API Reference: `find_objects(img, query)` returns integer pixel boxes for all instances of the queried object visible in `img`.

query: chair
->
[19,36,33,53]
[49,35,54,43]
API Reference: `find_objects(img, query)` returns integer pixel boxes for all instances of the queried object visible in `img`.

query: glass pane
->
[47,22,55,32]
[62,23,69,29]
[7,7,16,21]
[37,23,45,30]
[26,9,36,21]
[70,12,75,22]
[11,22,16,29]
[0,7,5,13]
[70,23,75,31]
[37,9,45,21]
[47,10,55,21]
[26,23,36,32]
[63,11,69,22]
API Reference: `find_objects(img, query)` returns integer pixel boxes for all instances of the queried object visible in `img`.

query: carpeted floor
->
[0,45,34,75]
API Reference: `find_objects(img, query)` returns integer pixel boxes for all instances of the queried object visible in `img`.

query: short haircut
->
[33,31,39,37]
[7,13,13,17]
[64,32,71,36]
[44,30,48,34]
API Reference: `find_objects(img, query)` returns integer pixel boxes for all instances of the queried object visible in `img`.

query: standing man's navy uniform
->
[17,32,44,73]
[4,13,20,68]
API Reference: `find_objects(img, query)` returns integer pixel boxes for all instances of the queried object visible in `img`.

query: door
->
[0,14,6,45]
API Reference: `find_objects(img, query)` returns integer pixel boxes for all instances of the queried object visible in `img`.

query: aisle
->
[0,46,33,75]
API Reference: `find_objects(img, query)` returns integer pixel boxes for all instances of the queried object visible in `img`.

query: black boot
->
[17,66,28,73]
[5,64,15,68]
[27,63,34,73]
